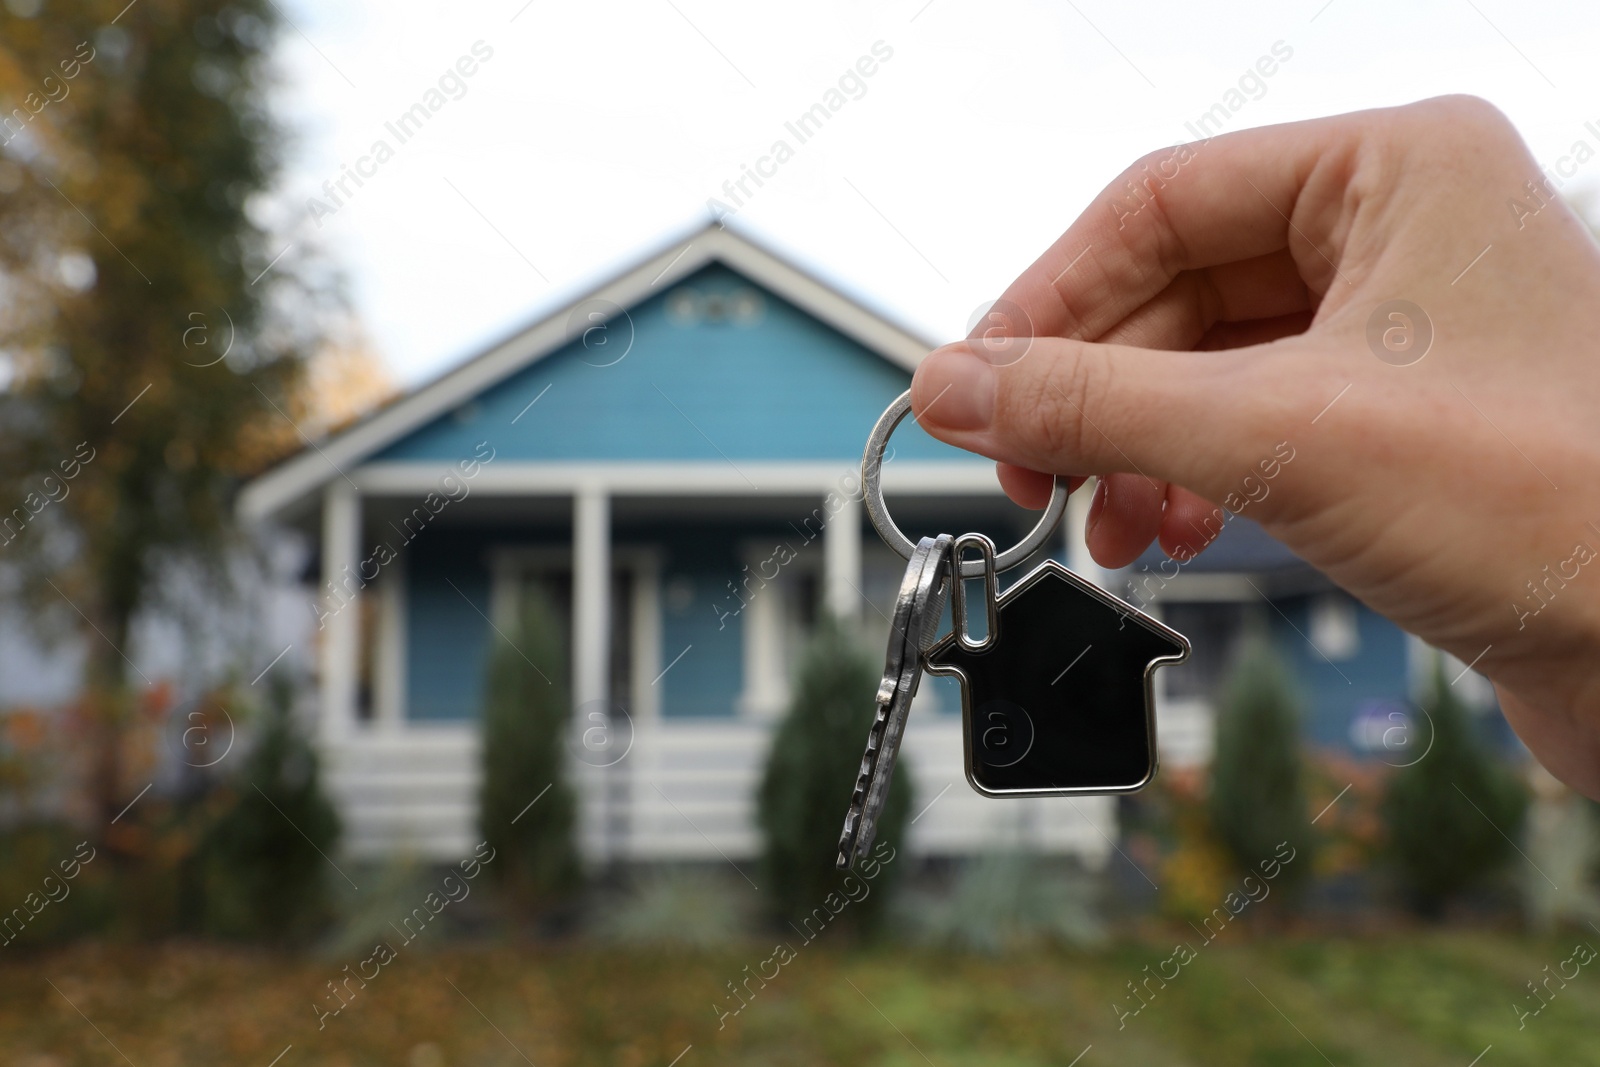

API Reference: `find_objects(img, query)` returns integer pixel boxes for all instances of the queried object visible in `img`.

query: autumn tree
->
[0,0,325,833]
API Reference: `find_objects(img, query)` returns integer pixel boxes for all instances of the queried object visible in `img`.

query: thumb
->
[910,336,1303,504]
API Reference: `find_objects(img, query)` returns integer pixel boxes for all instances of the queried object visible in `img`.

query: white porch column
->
[319,481,361,745]
[372,556,407,732]
[1066,477,1109,588]
[824,493,862,621]
[573,486,611,707]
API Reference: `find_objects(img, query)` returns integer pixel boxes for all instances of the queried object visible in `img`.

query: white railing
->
[322,708,1118,867]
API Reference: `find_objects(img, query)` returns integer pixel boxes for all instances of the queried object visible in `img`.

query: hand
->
[910,96,1600,797]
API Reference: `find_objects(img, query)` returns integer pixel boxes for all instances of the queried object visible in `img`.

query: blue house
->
[238,223,1433,863]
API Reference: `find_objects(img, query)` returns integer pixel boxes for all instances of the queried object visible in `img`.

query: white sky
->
[270,0,1600,386]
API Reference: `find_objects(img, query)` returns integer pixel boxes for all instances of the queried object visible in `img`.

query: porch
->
[309,460,1142,864]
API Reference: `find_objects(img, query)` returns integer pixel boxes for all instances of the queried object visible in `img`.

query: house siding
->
[1272,596,1411,749]
[650,523,749,719]
[404,533,495,721]
[371,264,979,465]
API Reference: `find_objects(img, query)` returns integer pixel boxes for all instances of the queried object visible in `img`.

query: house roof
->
[238,222,938,523]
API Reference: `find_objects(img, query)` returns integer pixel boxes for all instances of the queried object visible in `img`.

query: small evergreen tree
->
[479,588,580,909]
[1384,663,1528,916]
[196,678,340,942]
[757,617,911,934]
[1208,637,1314,899]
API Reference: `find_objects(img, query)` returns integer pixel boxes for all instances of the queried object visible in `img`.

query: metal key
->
[835,539,927,870]
[837,533,952,869]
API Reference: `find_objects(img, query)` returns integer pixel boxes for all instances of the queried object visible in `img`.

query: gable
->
[373,263,975,464]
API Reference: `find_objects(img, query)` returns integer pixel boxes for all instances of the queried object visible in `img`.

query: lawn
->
[2,931,1595,1066]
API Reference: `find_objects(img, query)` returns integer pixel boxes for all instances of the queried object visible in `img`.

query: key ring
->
[862,390,1069,579]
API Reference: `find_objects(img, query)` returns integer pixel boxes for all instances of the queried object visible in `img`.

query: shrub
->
[1383,664,1528,916]
[907,850,1105,952]
[478,587,580,910]
[1158,818,1234,922]
[323,853,435,960]
[0,823,111,948]
[756,617,910,935]
[592,866,753,947]
[194,678,341,942]
[1207,637,1314,901]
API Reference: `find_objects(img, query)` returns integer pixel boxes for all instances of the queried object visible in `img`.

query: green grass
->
[2,931,1596,1066]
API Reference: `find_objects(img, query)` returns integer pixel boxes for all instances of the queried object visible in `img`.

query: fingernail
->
[913,343,995,431]
[1087,478,1108,535]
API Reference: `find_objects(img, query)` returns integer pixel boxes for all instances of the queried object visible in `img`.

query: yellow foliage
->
[301,330,398,438]
[1159,824,1233,921]
[234,327,397,472]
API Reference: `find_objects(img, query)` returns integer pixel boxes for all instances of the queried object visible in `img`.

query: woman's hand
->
[910,96,1600,797]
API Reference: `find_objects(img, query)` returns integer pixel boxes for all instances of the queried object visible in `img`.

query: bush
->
[478,587,580,910]
[1383,664,1528,916]
[194,678,341,942]
[1207,637,1314,901]
[905,850,1105,952]
[1156,803,1235,921]
[0,822,111,948]
[592,866,754,947]
[323,853,435,960]
[756,617,910,935]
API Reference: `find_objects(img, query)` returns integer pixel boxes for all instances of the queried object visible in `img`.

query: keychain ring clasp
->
[951,532,1000,652]
[861,390,1069,579]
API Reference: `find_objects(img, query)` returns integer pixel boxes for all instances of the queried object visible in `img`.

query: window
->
[1309,593,1360,660]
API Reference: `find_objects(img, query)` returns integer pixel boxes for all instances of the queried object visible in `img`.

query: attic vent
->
[666,286,764,327]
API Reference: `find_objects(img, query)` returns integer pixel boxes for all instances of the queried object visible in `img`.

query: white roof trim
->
[351,460,993,496]
[239,224,936,524]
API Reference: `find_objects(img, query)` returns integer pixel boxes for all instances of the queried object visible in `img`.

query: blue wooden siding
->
[1130,519,1414,752]
[649,523,753,719]
[1269,596,1410,749]
[395,521,1414,732]
[405,533,494,722]
[373,263,976,464]
[397,514,1026,722]
[399,520,817,722]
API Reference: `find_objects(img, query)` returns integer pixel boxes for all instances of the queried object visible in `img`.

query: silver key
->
[837,533,953,869]
[836,538,928,867]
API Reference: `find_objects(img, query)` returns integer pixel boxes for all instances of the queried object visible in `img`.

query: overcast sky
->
[270,0,1600,385]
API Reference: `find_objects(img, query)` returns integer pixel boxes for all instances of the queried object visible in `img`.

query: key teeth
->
[840,696,893,873]
[837,806,861,865]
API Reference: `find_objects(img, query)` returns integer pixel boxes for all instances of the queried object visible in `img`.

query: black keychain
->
[839,391,1191,865]
[925,530,1188,796]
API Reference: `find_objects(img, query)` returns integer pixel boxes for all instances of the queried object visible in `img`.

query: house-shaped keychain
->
[925,558,1189,798]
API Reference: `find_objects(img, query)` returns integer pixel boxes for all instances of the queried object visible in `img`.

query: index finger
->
[990,108,1366,344]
